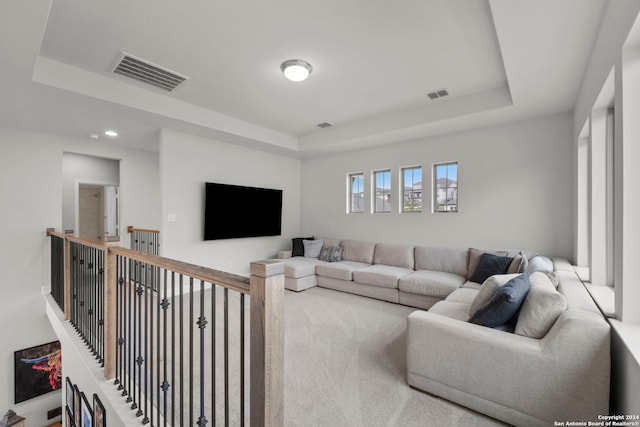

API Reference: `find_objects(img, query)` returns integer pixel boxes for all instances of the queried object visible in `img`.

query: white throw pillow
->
[514,271,567,338]
[525,255,553,274]
[303,239,323,258]
[468,274,521,320]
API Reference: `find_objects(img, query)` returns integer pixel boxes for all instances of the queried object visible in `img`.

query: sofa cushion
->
[318,245,343,262]
[468,274,521,317]
[414,246,468,276]
[292,236,313,257]
[341,240,376,264]
[283,257,325,279]
[374,243,414,269]
[469,253,514,284]
[428,301,470,322]
[303,239,323,258]
[353,264,413,289]
[399,270,466,299]
[468,273,531,328]
[314,236,341,247]
[444,287,479,305]
[515,272,567,338]
[315,261,370,281]
[468,248,523,279]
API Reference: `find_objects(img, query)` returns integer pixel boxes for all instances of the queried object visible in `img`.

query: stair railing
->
[46,228,284,427]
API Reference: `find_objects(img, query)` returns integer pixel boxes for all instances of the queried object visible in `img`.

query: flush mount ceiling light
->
[281,59,313,82]
[104,130,118,137]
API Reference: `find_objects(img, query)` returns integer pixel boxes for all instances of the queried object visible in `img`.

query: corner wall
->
[159,129,302,275]
[301,113,574,259]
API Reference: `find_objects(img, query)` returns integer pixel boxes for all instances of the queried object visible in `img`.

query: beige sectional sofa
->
[277,237,611,426]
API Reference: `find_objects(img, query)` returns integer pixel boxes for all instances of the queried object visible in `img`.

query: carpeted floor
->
[282,287,508,427]
[115,282,508,426]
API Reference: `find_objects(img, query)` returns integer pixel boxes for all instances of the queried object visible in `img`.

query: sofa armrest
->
[407,309,609,424]
[276,250,292,259]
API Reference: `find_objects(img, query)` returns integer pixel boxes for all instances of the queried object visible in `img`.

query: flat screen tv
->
[204,182,283,240]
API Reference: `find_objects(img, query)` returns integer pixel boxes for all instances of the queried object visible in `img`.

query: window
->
[348,173,364,213]
[433,162,458,212]
[401,166,422,212]
[373,169,391,213]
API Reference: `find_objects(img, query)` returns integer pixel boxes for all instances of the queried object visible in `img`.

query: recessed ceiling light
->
[281,59,313,82]
[104,130,118,137]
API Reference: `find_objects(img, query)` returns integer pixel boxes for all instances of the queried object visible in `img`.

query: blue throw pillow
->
[469,252,514,284]
[469,273,531,328]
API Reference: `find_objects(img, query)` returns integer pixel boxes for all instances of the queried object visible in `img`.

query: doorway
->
[78,184,119,240]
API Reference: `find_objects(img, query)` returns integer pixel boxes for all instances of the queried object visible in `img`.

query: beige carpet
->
[283,287,508,427]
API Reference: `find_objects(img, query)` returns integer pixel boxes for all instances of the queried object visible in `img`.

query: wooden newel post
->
[103,237,121,381]
[63,230,74,321]
[250,260,285,427]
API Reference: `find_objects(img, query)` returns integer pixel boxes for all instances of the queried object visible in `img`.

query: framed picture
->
[74,385,81,427]
[66,377,74,414]
[93,394,106,427]
[14,340,62,403]
[66,406,75,427]
[80,392,92,427]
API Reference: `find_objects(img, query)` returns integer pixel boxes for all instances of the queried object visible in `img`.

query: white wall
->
[0,126,160,425]
[301,113,574,259]
[160,129,301,275]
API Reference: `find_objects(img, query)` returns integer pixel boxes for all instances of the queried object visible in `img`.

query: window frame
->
[372,169,392,213]
[401,166,422,213]
[433,161,458,213]
[347,172,365,214]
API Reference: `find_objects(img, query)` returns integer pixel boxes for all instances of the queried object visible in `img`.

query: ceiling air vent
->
[427,89,449,100]
[110,52,190,92]
[317,122,333,128]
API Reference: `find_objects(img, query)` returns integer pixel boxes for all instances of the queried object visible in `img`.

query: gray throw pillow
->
[303,239,323,258]
[318,245,343,262]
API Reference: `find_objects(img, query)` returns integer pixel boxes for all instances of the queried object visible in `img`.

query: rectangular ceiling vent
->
[427,89,449,100]
[110,52,190,92]
[317,122,333,128]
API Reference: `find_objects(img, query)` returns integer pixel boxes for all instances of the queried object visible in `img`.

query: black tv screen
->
[204,182,283,240]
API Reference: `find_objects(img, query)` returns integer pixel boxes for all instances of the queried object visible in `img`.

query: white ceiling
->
[0,0,608,157]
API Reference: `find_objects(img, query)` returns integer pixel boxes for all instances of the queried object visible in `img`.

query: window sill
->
[610,319,640,367]
[584,282,616,319]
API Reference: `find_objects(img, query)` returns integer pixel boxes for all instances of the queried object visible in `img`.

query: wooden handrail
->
[109,246,251,294]
[46,228,69,239]
[127,225,160,234]
[65,234,118,251]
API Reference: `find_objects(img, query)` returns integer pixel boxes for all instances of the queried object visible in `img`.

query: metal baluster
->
[135,265,144,417]
[212,284,216,427]
[161,269,169,427]
[171,272,177,427]
[99,247,103,360]
[224,287,229,427]
[240,292,245,427]
[126,256,133,403]
[115,255,122,389]
[143,261,150,424]
[197,280,207,427]
[179,274,184,427]
[189,277,194,426]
